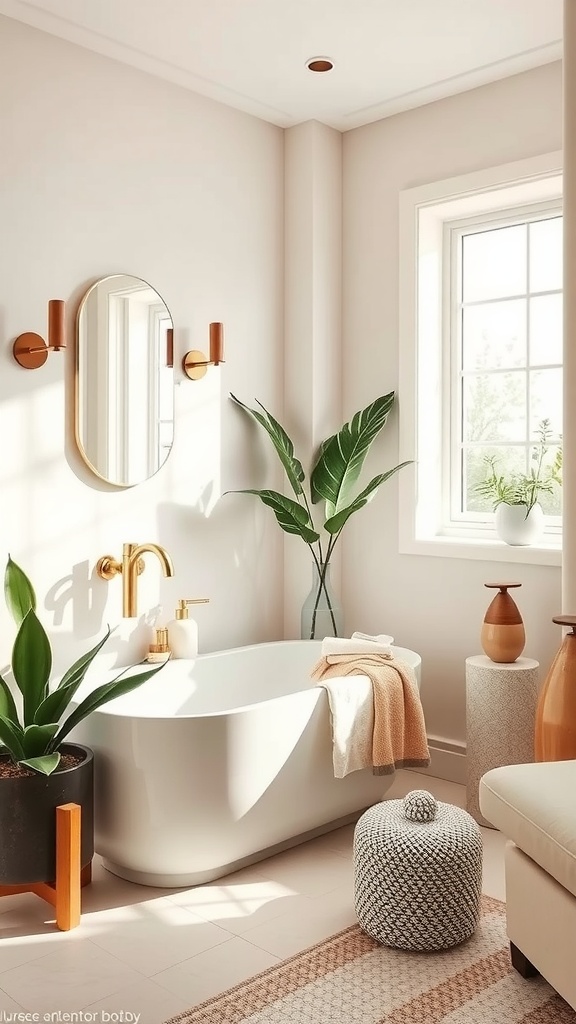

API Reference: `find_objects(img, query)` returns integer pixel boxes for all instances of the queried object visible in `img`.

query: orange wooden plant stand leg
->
[0,802,91,931]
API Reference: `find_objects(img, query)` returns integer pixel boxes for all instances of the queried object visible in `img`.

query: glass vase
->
[300,561,343,641]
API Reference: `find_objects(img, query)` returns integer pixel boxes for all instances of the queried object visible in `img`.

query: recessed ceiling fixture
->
[306,57,334,73]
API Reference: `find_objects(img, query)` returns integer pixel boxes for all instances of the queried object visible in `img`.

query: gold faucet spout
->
[122,542,174,618]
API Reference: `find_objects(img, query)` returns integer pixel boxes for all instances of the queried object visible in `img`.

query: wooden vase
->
[535,616,576,761]
[480,583,525,663]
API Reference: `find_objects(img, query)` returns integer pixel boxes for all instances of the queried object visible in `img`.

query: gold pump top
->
[176,598,210,620]
[149,627,170,653]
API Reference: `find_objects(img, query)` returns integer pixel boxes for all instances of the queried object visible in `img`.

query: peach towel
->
[311,654,430,776]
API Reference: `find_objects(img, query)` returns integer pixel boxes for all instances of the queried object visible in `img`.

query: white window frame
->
[398,152,563,567]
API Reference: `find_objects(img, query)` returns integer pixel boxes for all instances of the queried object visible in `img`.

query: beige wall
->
[0,16,285,671]
[0,17,565,755]
[342,62,563,747]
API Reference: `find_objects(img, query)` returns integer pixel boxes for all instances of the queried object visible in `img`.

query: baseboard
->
[410,736,466,786]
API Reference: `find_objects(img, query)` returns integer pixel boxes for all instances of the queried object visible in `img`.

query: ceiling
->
[0,0,563,130]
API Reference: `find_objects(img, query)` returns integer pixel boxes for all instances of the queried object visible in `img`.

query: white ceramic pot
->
[495,502,544,546]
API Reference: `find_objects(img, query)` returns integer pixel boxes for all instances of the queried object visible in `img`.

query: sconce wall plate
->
[182,322,225,381]
[183,349,210,381]
[13,332,49,369]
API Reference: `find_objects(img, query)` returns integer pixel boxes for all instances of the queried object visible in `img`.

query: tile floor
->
[0,772,507,1023]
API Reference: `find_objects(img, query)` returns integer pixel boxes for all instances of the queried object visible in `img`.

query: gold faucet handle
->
[96,556,122,580]
[96,555,145,580]
[188,599,210,605]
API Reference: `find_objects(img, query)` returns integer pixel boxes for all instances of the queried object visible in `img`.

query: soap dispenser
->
[167,599,209,658]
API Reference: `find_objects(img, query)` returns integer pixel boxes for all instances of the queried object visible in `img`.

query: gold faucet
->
[96,543,175,617]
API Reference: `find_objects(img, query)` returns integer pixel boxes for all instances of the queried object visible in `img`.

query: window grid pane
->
[453,211,562,521]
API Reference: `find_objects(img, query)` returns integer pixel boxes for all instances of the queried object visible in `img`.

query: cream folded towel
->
[315,674,374,778]
[352,631,394,645]
[321,636,393,657]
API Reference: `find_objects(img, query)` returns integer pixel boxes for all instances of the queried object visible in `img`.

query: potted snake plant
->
[0,555,164,886]
[228,391,411,639]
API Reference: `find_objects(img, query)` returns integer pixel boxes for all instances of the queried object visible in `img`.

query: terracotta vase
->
[480,583,525,663]
[535,616,576,761]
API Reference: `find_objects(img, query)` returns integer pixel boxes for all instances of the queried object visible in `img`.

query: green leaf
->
[12,609,52,725]
[232,489,319,544]
[230,393,305,496]
[324,464,412,533]
[0,674,19,726]
[4,555,36,626]
[0,714,25,761]
[19,753,60,776]
[310,393,396,516]
[34,627,112,726]
[310,437,334,504]
[50,661,168,749]
[21,723,59,758]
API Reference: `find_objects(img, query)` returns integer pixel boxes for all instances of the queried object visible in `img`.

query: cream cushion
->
[480,760,576,899]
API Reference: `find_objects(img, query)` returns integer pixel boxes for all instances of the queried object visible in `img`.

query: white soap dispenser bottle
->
[167,599,209,658]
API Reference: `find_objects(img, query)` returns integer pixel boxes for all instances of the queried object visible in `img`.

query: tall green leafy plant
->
[228,392,411,639]
[0,555,165,775]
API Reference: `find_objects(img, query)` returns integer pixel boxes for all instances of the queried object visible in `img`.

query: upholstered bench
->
[480,760,576,1011]
[353,790,483,950]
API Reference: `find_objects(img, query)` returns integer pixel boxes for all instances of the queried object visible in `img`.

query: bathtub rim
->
[76,639,421,721]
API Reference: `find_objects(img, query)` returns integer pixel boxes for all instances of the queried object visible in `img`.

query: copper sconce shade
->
[13,299,66,369]
[183,322,225,381]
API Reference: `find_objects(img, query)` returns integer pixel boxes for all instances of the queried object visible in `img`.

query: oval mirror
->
[75,275,174,487]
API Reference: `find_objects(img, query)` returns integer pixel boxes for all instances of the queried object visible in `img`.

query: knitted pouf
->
[353,790,483,950]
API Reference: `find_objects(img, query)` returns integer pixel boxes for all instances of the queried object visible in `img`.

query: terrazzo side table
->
[465,655,539,828]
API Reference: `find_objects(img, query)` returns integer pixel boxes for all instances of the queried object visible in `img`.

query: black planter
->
[0,743,94,885]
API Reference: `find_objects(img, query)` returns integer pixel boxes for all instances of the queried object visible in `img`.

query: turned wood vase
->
[535,616,576,761]
[480,583,525,664]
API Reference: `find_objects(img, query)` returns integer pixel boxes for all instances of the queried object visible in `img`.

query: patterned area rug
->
[164,896,576,1024]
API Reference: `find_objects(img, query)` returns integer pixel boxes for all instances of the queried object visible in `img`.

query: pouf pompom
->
[403,790,437,823]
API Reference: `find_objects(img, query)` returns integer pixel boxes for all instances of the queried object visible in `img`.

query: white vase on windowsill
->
[495,502,544,546]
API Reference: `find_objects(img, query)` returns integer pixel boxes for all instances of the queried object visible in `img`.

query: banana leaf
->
[310,393,396,516]
[324,464,412,534]
[230,393,305,496]
[233,489,319,544]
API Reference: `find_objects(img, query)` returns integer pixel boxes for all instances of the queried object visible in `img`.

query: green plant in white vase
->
[228,392,411,639]
[475,419,562,545]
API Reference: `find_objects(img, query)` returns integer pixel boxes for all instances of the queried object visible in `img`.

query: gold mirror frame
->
[75,274,175,487]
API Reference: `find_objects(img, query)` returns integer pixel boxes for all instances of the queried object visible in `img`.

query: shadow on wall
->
[46,559,162,670]
[155,491,283,652]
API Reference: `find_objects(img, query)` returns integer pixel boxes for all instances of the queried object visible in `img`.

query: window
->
[450,209,562,526]
[398,153,563,565]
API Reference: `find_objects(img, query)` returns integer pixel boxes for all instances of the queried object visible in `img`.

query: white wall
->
[342,63,563,747]
[0,17,565,759]
[0,16,285,672]
[283,121,343,638]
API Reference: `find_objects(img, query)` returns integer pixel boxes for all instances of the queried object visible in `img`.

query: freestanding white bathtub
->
[72,640,422,887]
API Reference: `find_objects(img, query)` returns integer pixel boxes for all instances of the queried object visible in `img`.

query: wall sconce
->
[13,300,66,369]
[182,322,225,380]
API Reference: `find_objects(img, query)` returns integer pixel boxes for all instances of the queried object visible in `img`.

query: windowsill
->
[400,534,561,567]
